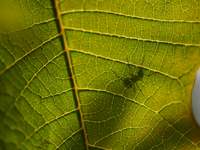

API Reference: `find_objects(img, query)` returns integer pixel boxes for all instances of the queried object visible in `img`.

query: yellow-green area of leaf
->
[0,0,200,149]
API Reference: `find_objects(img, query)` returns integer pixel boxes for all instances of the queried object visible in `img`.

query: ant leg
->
[139,68,154,77]
[135,82,144,95]
[144,71,154,77]
[132,84,136,92]
[112,70,125,81]
[127,65,133,77]
[141,55,145,65]
[112,70,120,78]
[148,71,154,76]
[126,56,135,76]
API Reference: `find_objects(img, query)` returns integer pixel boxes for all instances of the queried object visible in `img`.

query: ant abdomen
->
[137,68,144,80]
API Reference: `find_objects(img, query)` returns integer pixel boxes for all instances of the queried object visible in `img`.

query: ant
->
[112,58,153,94]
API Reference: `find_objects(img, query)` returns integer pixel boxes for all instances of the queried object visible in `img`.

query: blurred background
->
[192,68,200,126]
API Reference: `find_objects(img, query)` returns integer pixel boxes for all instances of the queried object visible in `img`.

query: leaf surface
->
[0,0,200,149]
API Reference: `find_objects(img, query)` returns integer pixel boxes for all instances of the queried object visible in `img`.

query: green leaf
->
[0,0,200,149]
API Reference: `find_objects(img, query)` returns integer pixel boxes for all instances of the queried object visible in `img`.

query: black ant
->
[112,59,153,94]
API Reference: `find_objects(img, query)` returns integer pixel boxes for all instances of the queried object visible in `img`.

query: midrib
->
[54,0,89,149]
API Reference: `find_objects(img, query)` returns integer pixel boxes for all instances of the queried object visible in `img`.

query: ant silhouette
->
[112,58,153,94]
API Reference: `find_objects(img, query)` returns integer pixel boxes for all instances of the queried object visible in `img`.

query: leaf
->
[0,0,200,149]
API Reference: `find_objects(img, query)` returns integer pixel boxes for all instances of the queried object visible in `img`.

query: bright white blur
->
[192,68,200,126]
